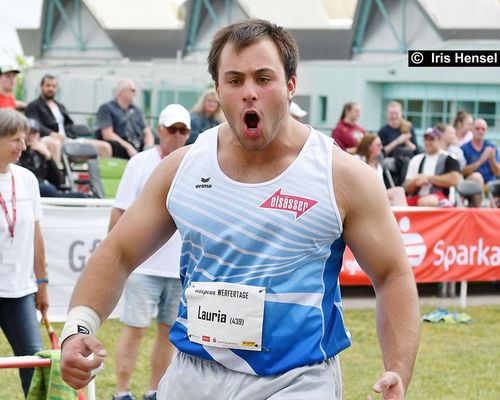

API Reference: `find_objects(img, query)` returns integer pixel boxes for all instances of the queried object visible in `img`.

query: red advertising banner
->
[340,208,500,285]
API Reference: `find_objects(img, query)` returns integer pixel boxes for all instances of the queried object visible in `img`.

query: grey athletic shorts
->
[157,350,342,399]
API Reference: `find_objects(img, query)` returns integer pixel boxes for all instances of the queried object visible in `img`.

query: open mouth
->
[244,112,260,130]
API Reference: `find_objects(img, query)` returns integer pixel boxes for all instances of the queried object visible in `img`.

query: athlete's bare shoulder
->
[147,145,193,193]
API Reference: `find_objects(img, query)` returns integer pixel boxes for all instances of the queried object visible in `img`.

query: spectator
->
[110,104,189,400]
[186,88,223,144]
[404,127,461,207]
[355,133,407,206]
[25,75,112,167]
[17,119,87,198]
[0,109,49,396]
[289,101,307,121]
[96,79,154,159]
[378,101,419,186]
[453,110,473,145]
[332,101,365,153]
[462,118,500,186]
[0,66,25,110]
[436,123,466,170]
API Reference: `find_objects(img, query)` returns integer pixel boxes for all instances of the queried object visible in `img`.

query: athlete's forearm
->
[374,269,420,391]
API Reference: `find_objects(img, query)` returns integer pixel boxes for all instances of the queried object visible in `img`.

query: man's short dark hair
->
[40,74,56,86]
[207,19,299,83]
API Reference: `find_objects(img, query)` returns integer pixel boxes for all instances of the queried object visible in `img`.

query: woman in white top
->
[0,109,49,396]
[355,133,408,206]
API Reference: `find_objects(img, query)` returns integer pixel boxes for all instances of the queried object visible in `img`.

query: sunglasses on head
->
[166,126,188,135]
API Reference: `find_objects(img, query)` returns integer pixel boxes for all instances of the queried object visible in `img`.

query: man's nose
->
[242,82,258,102]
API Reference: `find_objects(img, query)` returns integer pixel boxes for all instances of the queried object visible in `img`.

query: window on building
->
[477,101,497,128]
[319,96,328,122]
[382,98,500,136]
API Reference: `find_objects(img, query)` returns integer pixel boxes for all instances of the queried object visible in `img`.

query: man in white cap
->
[109,104,191,400]
[0,66,25,110]
[289,101,307,121]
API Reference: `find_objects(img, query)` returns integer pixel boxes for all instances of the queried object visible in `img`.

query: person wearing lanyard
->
[0,109,49,397]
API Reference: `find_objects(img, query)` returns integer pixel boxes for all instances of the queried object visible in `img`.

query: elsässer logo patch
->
[260,189,318,218]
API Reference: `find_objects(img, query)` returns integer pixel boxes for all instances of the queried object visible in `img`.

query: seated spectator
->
[290,101,307,122]
[332,101,365,154]
[404,128,461,207]
[186,88,223,145]
[0,65,26,110]
[354,133,407,206]
[453,110,473,145]
[96,79,154,158]
[436,123,466,170]
[461,118,500,186]
[378,101,419,186]
[26,75,112,168]
[17,119,87,198]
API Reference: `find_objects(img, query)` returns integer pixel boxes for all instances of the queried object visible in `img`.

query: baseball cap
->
[0,65,21,75]
[424,127,441,139]
[158,104,191,129]
[290,102,307,118]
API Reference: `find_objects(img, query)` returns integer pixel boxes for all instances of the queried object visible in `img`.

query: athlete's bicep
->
[334,153,410,286]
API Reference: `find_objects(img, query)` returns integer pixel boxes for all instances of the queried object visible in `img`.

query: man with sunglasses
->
[109,104,190,400]
[404,127,461,207]
[96,79,155,159]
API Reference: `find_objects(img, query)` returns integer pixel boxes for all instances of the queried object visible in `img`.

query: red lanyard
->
[0,172,16,242]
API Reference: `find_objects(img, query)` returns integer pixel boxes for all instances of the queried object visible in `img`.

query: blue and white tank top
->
[167,126,351,376]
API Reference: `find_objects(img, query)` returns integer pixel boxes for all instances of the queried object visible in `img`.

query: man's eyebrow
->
[222,70,242,76]
[222,67,277,76]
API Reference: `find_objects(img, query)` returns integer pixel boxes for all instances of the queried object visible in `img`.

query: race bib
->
[186,281,265,351]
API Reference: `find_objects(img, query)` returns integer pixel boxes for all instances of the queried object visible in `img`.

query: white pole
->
[87,379,96,400]
[460,280,468,309]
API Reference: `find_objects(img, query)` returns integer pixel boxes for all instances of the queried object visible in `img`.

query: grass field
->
[1,305,499,399]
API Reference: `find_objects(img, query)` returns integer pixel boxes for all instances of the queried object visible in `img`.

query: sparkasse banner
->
[340,208,500,285]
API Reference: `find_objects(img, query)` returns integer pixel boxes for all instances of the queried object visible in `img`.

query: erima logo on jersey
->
[260,189,318,218]
[196,177,212,189]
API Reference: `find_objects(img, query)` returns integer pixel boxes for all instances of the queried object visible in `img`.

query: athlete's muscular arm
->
[60,146,189,389]
[333,148,420,400]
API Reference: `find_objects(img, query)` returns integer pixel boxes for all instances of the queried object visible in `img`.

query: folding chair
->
[61,141,105,198]
[98,157,128,198]
[456,180,483,208]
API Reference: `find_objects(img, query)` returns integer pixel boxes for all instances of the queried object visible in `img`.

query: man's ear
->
[287,75,297,102]
[214,82,220,101]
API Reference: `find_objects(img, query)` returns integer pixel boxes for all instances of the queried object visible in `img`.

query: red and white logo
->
[399,217,427,267]
[260,189,318,219]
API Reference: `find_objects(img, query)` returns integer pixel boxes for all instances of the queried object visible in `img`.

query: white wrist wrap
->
[60,305,101,347]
